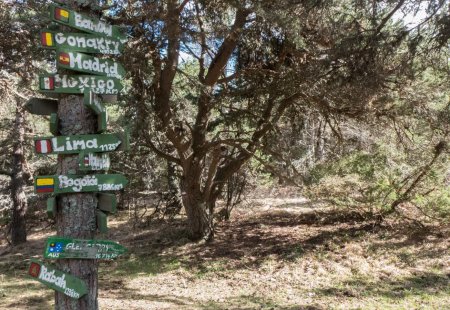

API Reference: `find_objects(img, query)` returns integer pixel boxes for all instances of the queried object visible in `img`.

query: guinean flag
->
[41,32,53,47]
[40,77,54,90]
[35,139,52,154]
[58,52,70,65]
[35,177,55,193]
[54,7,69,22]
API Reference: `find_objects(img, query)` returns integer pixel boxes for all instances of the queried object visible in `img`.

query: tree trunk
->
[164,160,182,217]
[180,174,213,241]
[10,98,28,245]
[55,94,98,310]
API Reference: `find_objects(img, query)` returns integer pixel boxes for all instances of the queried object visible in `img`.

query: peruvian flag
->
[35,139,52,154]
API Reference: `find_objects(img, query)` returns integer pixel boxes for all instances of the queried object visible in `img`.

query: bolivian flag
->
[55,7,69,23]
[35,177,55,193]
[58,52,70,65]
[41,32,53,47]
[40,76,54,90]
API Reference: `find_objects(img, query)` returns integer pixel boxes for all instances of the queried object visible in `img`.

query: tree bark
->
[180,169,213,241]
[10,97,28,245]
[54,94,98,310]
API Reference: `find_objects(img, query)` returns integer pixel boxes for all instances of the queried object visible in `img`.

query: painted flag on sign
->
[41,32,53,47]
[40,77,54,90]
[28,262,41,278]
[35,139,52,154]
[58,52,70,65]
[35,177,54,193]
[55,7,69,22]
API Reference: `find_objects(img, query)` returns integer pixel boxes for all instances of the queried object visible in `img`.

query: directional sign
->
[56,51,125,79]
[39,74,123,95]
[50,113,59,135]
[44,236,127,260]
[49,5,127,41]
[34,133,124,155]
[40,30,124,55]
[34,174,128,194]
[96,210,108,233]
[25,98,58,115]
[47,197,56,218]
[28,260,87,299]
[84,89,105,114]
[97,193,117,214]
[79,152,110,171]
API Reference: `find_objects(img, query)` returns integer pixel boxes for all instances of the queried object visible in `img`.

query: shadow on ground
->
[112,208,448,275]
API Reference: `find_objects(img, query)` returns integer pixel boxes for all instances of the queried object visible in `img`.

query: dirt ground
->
[0,198,449,309]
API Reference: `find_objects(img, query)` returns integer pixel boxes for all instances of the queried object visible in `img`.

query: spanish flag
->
[35,177,55,193]
[55,7,69,23]
[41,32,53,47]
[58,52,70,65]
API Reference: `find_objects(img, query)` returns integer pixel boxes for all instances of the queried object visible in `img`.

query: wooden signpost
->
[28,260,88,299]
[40,31,124,55]
[56,51,126,79]
[34,133,125,155]
[34,174,128,194]
[49,5,127,41]
[44,237,127,260]
[39,74,123,95]
[31,3,129,305]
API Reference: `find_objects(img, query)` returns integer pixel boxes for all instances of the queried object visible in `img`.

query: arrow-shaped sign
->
[79,152,110,171]
[28,260,88,299]
[34,133,125,155]
[25,98,58,115]
[56,51,126,79]
[49,5,127,41]
[39,74,123,95]
[44,236,127,260]
[40,30,124,55]
[34,174,128,194]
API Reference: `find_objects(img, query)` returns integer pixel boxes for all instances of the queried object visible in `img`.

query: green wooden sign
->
[97,210,108,233]
[84,89,105,114]
[47,197,56,218]
[34,174,128,194]
[79,152,110,171]
[56,51,125,79]
[98,110,107,132]
[34,133,125,155]
[44,236,127,260]
[97,193,117,214]
[50,113,59,135]
[25,98,58,115]
[49,5,127,41]
[39,74,123,95]
[40,30,124,55]
[28,259,87,299]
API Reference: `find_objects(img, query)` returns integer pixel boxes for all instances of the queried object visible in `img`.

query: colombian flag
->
[40,77,54,90]
[58,52,70,65]
[36,177,55,193]
[55,7,69,23]
[41,32,53,47]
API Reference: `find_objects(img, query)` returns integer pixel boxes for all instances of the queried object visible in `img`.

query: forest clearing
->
[1,0,450,309]
[1,190,449,309]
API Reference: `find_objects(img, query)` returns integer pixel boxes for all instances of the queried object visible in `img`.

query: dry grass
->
[0,200,449,309]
